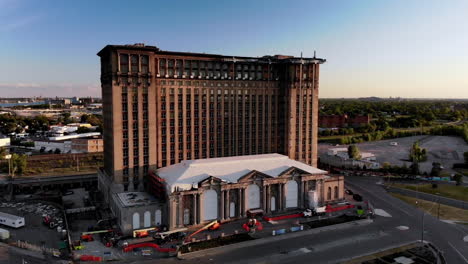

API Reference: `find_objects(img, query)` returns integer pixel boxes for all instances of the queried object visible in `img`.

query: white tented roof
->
[157,153,327,193]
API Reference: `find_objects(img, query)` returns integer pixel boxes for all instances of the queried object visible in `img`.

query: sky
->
[0,0,467,98]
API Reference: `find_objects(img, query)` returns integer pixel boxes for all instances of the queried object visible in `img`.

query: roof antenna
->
[300,51,303,58]
[313,50,316,58]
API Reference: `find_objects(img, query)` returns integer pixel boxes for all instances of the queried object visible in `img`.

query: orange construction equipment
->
[184,220,218,243]
[80,234,94,242]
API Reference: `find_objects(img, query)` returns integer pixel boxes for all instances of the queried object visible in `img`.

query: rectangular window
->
[131,55,139,72]
[141,55,149,73]
[120,54,129,73]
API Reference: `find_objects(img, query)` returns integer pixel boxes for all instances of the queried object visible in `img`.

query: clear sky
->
[1,0,467,98]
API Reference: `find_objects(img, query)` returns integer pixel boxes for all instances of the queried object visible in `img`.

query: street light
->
[415,200,425,245]
[4,154,12,177]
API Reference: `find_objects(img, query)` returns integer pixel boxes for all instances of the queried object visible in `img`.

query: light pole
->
[416,200,425,244]
[4,154,12,177]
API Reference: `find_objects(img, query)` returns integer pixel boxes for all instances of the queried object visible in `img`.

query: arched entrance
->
[203,189,218,221]
[154,210,162,226]
[285,180,298,208]
[132,212,140,230]
[270,196,276,211]
[247,184,260,209]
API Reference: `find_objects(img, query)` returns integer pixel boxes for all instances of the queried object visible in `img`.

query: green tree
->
[430,162,442,177]
[453,174,463,186]
[10,154,27,177]
[348,144,361,160]
[410,162,420,175]
[409,141,427,162]
[77,126,92,134]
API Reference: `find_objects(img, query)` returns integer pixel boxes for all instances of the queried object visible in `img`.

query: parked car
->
[353,194,363,202]
[345,189,354,195]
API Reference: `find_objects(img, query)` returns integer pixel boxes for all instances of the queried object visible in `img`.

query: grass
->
[390,193,468,222]
[391,183,468,202]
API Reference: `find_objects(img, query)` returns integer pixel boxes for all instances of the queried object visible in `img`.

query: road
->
[135,176,468,264]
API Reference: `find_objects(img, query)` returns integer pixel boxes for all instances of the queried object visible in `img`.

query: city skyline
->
[1,0,467,98]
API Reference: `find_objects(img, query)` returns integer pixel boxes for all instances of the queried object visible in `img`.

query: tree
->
[348,144,361,160]
[54,148,61,154]
[0,147,6,160]
[430,162,442,177]
[453,174,463,186]
[10,154,27,177]
[410,162,420,175]
[77,127,92,134]
[409,141,427,162]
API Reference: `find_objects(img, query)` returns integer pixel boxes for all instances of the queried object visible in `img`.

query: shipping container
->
[0,212,25,228]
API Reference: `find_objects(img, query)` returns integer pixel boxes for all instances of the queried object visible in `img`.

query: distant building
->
[320,147,380,169]
[0,137,10,148]
[71,136,103,153]
[34,132,102,153]
[319,114,371,128]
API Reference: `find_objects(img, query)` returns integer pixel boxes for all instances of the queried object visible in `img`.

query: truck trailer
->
[0,212,25,228]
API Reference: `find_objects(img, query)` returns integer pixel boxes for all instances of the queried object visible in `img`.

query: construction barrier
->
[123,243,176,253]
[80,255,103,261]
[263,213,303,221]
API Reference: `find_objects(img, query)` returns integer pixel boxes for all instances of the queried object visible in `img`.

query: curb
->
[178,218,373,260]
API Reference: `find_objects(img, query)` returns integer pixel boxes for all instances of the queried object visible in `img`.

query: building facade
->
[114,154,344,234]
[97,44,325,194]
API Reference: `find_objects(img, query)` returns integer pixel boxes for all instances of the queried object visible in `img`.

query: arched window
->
[154,210,162,226]
[334,186,339,199]
[144,211,151,227]
[327,187,332,200]
[132,212,140,230]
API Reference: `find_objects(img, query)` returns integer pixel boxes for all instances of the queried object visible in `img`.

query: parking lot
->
[0,201,65,249]
[319,135,468,174]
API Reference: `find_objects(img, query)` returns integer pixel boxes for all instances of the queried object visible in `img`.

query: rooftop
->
[98,44,326,64]
[116,192,158,207]
[157,153,327,193]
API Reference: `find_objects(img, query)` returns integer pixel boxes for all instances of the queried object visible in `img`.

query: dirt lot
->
[319,135,468,174]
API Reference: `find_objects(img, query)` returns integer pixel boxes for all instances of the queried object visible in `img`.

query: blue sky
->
[1,0,467,98]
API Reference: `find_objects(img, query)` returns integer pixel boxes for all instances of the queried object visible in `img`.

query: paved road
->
[132,176,468,264]
[346,176,468,264]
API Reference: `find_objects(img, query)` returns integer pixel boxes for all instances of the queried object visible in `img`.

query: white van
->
[389,142,398,146]
[0,212,25,228]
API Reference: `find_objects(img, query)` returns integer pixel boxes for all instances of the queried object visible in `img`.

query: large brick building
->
[96,44,344,234]
[97,44,325,195]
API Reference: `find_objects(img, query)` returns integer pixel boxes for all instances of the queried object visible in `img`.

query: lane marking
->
[448,241,468,263]
[345,181,412,216]
[374,209,392,217]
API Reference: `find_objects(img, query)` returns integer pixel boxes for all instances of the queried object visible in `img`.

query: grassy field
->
[391,183,468,202]
[391,193,468,222]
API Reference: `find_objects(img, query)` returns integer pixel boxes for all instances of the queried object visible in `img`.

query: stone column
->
[278,183,283,211]
[237,188,242,217]
[304,181,309,208]
[267,185,271,213]
[199,192,205,223]
[178,194,184,227]
[262,185,267,212]
[298,180,303,208]
[169,196,177,230]
[225,190,230,219]
[220,190,225,220]
[281,183,286,211]
[193,194,198,225]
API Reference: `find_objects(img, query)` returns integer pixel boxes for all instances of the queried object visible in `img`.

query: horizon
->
[0,0,467,98]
